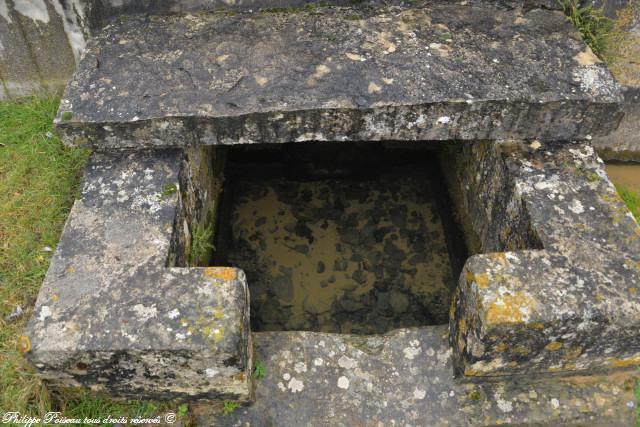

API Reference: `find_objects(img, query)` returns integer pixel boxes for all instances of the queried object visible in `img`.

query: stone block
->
[24,149,252,400]
[449,141,640,376]
[55,2,623,148]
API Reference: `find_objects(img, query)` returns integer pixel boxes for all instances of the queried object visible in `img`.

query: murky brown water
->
[224,171,456,334]
[606,164,640,195]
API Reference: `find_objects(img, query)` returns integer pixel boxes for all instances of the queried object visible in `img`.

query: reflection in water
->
[606,164,640,195]
[226,173,455,334]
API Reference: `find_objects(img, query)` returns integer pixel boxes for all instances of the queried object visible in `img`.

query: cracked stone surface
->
[23,149,252,400]
[448,141,640,376]
[195,327,638,426]
[55,1,622,148]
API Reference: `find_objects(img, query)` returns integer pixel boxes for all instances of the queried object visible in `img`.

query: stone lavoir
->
[23,0,640,425]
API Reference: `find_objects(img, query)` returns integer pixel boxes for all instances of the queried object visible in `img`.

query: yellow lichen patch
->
[573,47,601,66]
[376,31,397,54]
[514,345,531,355]
[254,76,269,86]
[51,293,59,302]
[545,341,563,351]
[465,270,475,284]
[203,267,237,281]
[457,318,467,352]
[496,342,506,353]
[307,64,331,85]
[493,253,507,266]
[212,326,225,342]
[629,287,638,296]
[564,346,583,360]
[609,356,640,368]
[18,335,31,353]
[65,266,76,273]
[214,307,224,319]
[484,291,538,325]
[527,322,545,330]
[474,273,490,289]
[345,52,364,61]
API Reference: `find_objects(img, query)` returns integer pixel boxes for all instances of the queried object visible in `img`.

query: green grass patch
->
[636,376,640,427]
[559,0,614,60]
[617,185,640,223]
[0,96,89,416]
[0,97,175,424]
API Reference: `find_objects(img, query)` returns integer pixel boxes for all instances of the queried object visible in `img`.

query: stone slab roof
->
[55,1,623,148]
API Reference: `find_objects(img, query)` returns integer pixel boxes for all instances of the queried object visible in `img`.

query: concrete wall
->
[0,0,93,98]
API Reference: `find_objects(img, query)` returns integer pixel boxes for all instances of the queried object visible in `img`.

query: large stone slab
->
[195,327,638,426]
[55,1,623,148]
[447,141,640,376]
[23,149,252,400]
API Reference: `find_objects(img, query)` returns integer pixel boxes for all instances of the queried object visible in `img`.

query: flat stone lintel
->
[56,2,622,148]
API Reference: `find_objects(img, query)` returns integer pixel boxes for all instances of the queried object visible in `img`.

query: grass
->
[637,377,640,427]
[617,185,640,223]
[0,97,177,425]
[190,223,215,266]
[559,0,614,60]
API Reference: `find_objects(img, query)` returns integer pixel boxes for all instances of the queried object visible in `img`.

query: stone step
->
[195,327,637,425]
[56,1,623,149]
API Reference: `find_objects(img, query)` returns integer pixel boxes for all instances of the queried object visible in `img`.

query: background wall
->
[0,0,93,98]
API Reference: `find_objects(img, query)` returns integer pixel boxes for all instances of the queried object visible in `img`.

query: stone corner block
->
[449,140,640,377]
[24,266,252,401]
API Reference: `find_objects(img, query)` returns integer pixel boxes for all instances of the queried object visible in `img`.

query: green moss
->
[253,361,266,379]
[559,0,614,60]
[223,401,240,415]
[60,111,73,121]
[160,183,178,199]
[468,390,483,401]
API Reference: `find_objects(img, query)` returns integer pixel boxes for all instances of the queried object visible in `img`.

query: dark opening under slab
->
[214,142,467,334]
